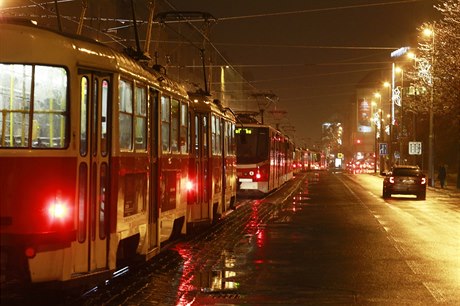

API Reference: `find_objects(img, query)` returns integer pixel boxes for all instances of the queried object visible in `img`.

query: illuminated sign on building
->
[357,98,371,133]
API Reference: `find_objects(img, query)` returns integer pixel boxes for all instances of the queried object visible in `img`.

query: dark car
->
[382,165,427,200]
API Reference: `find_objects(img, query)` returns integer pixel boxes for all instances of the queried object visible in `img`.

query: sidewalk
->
[369,172,460,198]
[428,173,460,198]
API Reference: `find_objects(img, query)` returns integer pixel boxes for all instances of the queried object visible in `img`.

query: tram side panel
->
[187,96,237,225]
[0,20,187,288]
[158,96,189,242]
[223,121,237,210]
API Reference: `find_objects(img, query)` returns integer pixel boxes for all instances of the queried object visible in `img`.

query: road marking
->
[423,282,447,303]
[405,260,423,274]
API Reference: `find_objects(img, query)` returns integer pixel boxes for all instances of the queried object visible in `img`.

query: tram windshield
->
[0,64,68,149]
[235,127,269,164]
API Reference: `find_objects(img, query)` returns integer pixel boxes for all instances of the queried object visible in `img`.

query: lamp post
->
[423,26,435,187]
[383,81,392,169]
[395,66,404,164]
[373,93,381,174]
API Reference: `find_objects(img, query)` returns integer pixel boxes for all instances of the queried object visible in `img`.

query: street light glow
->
[423,28,434,37]
[407,52,416,59]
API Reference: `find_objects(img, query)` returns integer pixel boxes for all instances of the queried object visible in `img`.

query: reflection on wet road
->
[53,171,459,305]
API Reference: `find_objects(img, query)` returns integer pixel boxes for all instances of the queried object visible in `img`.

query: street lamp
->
[372,93,381,173]
[383,81,392,167]
[395,66,404,164]
[423,26,435,187]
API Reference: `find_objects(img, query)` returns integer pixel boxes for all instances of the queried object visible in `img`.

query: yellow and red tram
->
[235,116,294,195]
[0,18,236,289]
[187,91,237,228]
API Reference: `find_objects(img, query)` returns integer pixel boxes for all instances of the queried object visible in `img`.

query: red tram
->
[0,18,236,289]
[187,91,237,228]
[235,114,294,195]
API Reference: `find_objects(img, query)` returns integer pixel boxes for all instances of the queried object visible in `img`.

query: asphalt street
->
[5,171,459,305]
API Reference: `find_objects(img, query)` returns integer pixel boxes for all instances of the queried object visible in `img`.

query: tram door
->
[194,114,209,219]
[75,71,111,274]
[148,89,159,251]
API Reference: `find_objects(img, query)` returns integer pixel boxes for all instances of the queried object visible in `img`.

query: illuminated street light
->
[383,81,392,168]
[407,52,416,60]
[374,92,385,173]
[390,47,410,165]
[395,67,404,163]
[371,98,379,173]
[422,25,435,187]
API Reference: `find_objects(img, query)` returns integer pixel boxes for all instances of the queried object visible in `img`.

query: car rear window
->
[392,168,421,176]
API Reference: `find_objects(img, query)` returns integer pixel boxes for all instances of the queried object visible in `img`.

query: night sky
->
[165,0,438,145]
[1,0,439,145]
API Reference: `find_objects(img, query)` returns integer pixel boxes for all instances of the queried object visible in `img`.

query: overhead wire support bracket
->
[153,11,217,95]
[153,11,217,25]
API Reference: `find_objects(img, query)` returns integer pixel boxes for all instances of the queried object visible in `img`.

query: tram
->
[0,18,236,289]
[235,114,294,195]
[187,90,237,229]
[293,147,303,174]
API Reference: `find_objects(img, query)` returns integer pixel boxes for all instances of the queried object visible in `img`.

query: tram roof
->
[0,17,188,99]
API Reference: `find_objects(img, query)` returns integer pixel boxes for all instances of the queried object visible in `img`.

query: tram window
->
[0,64,68,149]
[91,79,98,156]
[194,115,199,157]
[211,115,221,155]
[203,116,208,154]
[161,96,170,152]
[187,112,191,154]
[101,80,109,156]
[171,99,179,153]
[33,66,68,148]
[80,77,89,156]
[0,64,32,148]
[224,121,229,155]
[134,85,147,150]
[119,79,133,150]
[211,115,216,155]
[180,103,188,154]
[231,123,236,155]
[216,117,221,155]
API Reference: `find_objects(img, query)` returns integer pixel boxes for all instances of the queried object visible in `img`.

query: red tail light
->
[389,177,395,184]
[47,193,70,222]
[48,202,69,221]
[421,177,426,184]
[186,179,194,191]
[255,172,261,179]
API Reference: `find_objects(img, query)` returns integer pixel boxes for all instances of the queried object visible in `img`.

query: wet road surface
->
[4,171,459,305]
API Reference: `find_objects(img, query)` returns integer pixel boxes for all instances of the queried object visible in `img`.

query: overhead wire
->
[217,0,425,21]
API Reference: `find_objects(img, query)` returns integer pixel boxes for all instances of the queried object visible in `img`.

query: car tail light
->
[421,177,426,184]
[389,177,395,184]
